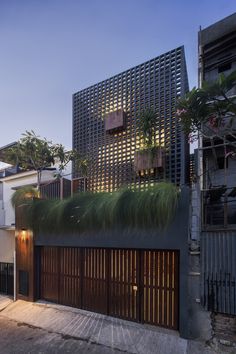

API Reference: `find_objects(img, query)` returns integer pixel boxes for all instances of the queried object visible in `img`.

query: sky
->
[0,0,236,150]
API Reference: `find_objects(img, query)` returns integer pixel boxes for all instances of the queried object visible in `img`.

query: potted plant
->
[134,109,164,172]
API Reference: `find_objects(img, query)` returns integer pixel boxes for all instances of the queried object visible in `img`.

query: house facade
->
[0,162,59,296]
[13,47,196,340]
[72,46,189,191]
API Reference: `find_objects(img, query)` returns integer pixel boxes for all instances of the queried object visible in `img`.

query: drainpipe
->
[198,26,204,191]
[13,250,16,301]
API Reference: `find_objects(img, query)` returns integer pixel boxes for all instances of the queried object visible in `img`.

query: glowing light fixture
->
[20,229,27,242]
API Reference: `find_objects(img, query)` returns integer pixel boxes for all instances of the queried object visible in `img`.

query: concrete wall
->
[0,200,5,225]
[188,183,212,341]
[200,13,236,46]
[187,245,212,341]
[0,229,15,263]
[190,182,201,241]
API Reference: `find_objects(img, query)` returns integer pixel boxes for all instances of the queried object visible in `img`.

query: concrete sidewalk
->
[0,295,13,311]
[0,299,229,354]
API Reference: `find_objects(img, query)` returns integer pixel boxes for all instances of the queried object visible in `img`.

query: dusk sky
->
[1,0,236,150]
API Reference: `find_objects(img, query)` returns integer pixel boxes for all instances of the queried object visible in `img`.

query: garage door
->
[38,247,179,330]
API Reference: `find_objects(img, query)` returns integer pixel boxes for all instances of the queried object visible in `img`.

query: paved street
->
[0,300,188,354]
[0,315,123,353]
[0,297,235,354]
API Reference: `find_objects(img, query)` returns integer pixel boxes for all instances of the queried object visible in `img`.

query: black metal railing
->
[0,262,14,296]
[203,186,236,228]
[40,178,71,200]
[203,272,236,315]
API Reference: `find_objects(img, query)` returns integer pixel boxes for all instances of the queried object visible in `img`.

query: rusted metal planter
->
[134,148,164,172]
[105,109,126,133]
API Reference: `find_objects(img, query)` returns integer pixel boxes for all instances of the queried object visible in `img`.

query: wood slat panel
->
[41,246,59,303]
[82,248,107,314]
[142,250,179,329]
[39,247,179,330]
[59,247,81,308]
[109,249,139,322]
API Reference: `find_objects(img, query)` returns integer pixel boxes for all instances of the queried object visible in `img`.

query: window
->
[218,62,232,73]
[217,156,228,169]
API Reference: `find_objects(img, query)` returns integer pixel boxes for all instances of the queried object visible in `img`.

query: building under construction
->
[198,13,236,344]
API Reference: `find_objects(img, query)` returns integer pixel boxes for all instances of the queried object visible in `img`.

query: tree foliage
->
[4,130,86,189]
[177,70,236,141]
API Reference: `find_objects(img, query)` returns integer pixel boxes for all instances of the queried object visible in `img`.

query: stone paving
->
[0,298,234,353]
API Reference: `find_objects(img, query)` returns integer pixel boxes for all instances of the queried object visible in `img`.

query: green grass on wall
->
[19,182,180,234]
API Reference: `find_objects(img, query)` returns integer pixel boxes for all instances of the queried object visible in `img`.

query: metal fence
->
[0,262,14,296]
[40,178,71,200]
[201,231,236,315]
[204,271,236,315]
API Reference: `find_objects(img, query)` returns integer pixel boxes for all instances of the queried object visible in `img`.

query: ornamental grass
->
[16,182,179,234]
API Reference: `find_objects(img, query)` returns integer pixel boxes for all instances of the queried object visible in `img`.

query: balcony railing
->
[40,178,71,200]
[203,186,236,228]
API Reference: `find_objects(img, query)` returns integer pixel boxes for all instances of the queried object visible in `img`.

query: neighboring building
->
[0,159,65,296]
[0,168,57,228]
[73,46,189,192]
[197,13,236,345]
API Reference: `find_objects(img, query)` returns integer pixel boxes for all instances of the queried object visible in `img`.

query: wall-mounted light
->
[20,228,28,243]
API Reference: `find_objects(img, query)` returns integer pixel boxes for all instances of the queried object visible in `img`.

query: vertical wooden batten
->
[15,204,35,302]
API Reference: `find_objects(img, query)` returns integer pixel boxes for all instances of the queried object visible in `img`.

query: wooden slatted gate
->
[142,250,179,329]
[110,249,139,322]
[38,247,179,330]
[83,248,107,314]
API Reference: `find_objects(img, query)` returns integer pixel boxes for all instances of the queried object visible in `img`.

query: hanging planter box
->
[105,109,126,133]
[134,147,164,172]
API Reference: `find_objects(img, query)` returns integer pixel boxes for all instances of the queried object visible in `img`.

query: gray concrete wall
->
[0,201,5,226]
[188,182,212,341]
[200,13,236,46]
[188,244,212,341]
[190,183,201,241]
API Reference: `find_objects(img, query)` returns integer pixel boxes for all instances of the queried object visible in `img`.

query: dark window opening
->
[217,156,228,169]
[218,62,232,73]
